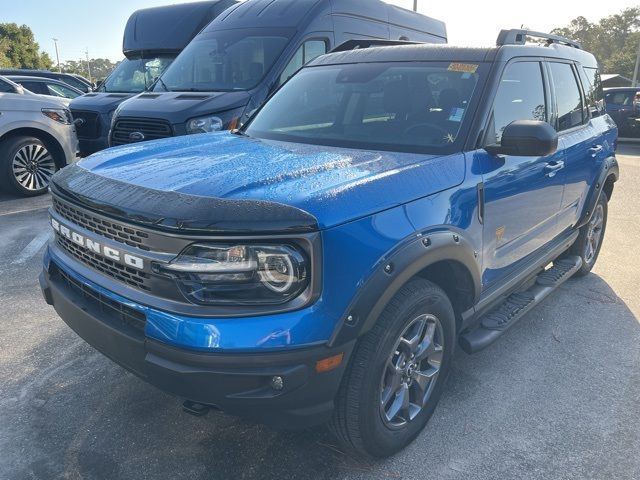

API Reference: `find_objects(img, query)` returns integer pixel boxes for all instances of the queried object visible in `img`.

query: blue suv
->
[40,30,618,457]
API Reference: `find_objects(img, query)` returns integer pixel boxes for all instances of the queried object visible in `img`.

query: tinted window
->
[20,81,46,94]
[604,91,634,106]
[549,62,585,131]
[246,62,484,154]
[0,78,15,93]
[157,28,291,92]
[280,40,328,85]
[580,67,604,116]
[488,62,546,144]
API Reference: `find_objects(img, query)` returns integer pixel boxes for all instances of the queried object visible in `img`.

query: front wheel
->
[0,136,58,196]
[330,278,456,458]
[565,192,608,276]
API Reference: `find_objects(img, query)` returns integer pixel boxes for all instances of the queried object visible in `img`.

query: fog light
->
[270,376,284,391]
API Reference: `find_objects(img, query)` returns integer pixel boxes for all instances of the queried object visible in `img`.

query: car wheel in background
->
[0,136,58,196]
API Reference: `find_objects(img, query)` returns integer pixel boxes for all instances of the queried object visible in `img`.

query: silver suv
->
[0,75,78,196]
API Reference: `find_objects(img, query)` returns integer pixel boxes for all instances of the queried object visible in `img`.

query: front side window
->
[279,40,327,85]
[47,83,81,99]
[101,55,174,93]
[156,28,292,92]
[549,62,585,131]
[246,61,485,154]
[604,90,634,106]
[487,61,547,145]
[0,78,15,93]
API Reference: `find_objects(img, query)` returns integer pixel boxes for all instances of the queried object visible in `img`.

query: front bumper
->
[40,260,354,428]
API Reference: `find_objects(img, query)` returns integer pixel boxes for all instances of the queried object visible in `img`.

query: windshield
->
[245,62,486,154]
[101,55,175,93]
[155,28,292,92]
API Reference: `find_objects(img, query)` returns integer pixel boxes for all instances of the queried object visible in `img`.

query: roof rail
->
[331,39,421,53]
[496,29,582,49]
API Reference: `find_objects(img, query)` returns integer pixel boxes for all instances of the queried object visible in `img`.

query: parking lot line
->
[11,230,52,265]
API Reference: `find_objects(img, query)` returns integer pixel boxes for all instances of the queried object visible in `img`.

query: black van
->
[109,0,447,147]
[70,0,236,156]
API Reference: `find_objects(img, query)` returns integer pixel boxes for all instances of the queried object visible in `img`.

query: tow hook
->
[182,400,211,417]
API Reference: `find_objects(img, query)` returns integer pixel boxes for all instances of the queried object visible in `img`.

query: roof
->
[309,42,598,68]
[123,0,237,55]
[207,0,323,30]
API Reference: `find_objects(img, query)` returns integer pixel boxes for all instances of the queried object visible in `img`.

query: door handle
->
[589,145,603,157]
[544,161,565,177]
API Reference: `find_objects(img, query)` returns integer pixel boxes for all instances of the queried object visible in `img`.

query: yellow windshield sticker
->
[448,63,479,74]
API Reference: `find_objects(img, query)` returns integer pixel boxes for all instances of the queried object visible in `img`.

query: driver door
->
[478,60,565,289]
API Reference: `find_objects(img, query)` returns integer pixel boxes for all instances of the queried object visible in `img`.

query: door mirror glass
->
[486,120,558,157]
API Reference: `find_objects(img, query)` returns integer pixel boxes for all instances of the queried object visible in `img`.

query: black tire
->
[329,278,456,458]
[0,136,58,196]
[565,192,608,276]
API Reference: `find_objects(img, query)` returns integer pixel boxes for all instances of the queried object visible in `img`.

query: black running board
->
[459,256,582,354]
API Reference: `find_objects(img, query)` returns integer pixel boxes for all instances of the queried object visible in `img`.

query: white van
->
[0,76,78,196]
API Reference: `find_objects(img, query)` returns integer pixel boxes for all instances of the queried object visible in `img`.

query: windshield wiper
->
[231,128,250,138]
[155,77,171,92]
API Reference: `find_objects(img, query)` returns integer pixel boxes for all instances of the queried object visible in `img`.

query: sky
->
[3,0,639,63]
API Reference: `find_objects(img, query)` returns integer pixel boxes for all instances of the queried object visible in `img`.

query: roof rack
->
[331,39,421,53]
[496,29,582,49]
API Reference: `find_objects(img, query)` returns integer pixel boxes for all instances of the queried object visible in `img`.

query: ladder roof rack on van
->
[496,29,582,50]
[331,39,421,53]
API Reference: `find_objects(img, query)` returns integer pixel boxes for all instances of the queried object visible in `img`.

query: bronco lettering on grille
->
[51,217,145,270]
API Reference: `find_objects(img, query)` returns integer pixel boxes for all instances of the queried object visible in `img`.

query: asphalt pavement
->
[1,144,639,480]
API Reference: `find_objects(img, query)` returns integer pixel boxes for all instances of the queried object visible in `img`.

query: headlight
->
[154,243,309,305]
[42,108,72,125]
[186,115,223,134]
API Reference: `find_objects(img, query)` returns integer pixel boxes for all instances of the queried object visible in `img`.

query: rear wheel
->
[565,192,608,276]
[330,278,456,458]
[0,136,58,196]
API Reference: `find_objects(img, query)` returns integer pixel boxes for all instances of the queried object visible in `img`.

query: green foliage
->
[61,58,120,82]
[0,23,52,69]
[551,7,640,78]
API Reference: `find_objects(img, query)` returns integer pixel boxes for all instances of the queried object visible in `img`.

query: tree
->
[61,58,119,82]
[551,7,640,78]
[0,23,52,69]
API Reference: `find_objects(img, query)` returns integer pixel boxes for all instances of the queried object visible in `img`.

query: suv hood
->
[70,92,135,114]
[114,91,251,123]
[52,132,464,233]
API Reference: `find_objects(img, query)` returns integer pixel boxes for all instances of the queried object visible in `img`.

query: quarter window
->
[488,61,547,144]
[549,62,585,131]
[580,67,605,117]
[279,40,327,85]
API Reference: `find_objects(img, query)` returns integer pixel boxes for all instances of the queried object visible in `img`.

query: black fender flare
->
[327,228,482,347]
[577,155,619,229]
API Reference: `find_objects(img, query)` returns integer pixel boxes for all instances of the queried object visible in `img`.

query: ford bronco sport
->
[40,30,618,457]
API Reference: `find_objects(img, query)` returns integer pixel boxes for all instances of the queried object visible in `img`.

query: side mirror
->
[485,120,558,157]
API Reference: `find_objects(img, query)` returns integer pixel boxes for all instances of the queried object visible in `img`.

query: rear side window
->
[20,81,46,95]
[488,61,547,144]
[549,62,585,131]
[280,40,327,85]
[580,67,605,117]
[0,78,15,93]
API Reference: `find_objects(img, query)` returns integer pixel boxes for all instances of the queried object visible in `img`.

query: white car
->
[0,75,78,196]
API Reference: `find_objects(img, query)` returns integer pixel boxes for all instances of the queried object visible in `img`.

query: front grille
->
[71,109,100,139]
[53,263,146,333]
[53,197,150,251]
[56,234,151,291]
[110,117,173,145]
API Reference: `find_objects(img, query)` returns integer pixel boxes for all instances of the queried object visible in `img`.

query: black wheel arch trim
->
[328,228,481,348]
[577,155,618,229]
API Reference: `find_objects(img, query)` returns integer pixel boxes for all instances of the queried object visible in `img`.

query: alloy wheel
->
[584,203,604,265]
[379,314,444,429]
[12,143,56,192]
